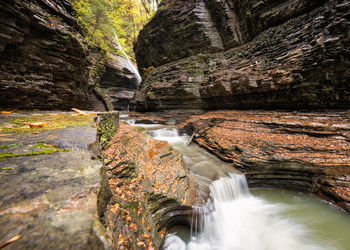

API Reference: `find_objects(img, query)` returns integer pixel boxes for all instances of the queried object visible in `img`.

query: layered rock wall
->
[97,55,140,111]
[134,0,350,111]
[102,122,197,248]
[181,111,350,212]
[0,0,104,110]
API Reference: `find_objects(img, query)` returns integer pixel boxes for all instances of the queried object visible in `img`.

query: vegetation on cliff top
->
[71,0,160,60]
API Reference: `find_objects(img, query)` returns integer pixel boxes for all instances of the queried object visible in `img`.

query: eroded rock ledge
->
[0,112,111,249]
[101,122,197,249]
[180,110,350,212]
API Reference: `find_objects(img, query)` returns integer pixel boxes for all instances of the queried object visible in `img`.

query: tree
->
[71,0,159,61]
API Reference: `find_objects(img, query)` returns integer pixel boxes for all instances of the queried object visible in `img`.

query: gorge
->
[0,0,349,249]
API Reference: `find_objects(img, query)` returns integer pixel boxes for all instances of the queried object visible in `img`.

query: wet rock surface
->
[102,122,197,249]
[181,110,350,212]
[0,112,110,249]
[0,0,104,110]
[97,55,139,111]
[134,0,350,111]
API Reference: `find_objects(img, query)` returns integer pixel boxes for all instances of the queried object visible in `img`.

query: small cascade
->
[148,128,187,144]
[113,30,142,85]
[165,173,328,250]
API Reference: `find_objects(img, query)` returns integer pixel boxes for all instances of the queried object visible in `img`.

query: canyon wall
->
[134,0,350,111]
[0,0,107,110]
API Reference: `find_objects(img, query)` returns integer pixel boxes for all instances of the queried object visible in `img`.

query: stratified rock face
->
[135,0,225,73]
[0,0,103,110]
[102,123,197,249]
[98,55,139,111]
[134,0,350,111]
[181,111,350,212]
[0,113,111,249]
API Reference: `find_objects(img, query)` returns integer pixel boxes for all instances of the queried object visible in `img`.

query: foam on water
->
[166,174,330,250]
[148,128,188,144]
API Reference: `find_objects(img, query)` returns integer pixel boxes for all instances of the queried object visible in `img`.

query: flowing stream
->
[124,116,350,250]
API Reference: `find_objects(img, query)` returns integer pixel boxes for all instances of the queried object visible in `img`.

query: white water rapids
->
[123,118,349,250]
[165,174,328,250]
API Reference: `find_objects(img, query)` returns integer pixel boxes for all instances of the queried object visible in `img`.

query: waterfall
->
[165,173,328,250]
[113,30,142,85]
[148,128,187,144]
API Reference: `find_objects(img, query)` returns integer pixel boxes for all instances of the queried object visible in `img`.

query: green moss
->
[1,113,94,133]
[28,142,51,149]
[133,126,147,133]
[0,144,22,149]
[120,136,129,145]
[0,148,71,160]
[1,167,14,170]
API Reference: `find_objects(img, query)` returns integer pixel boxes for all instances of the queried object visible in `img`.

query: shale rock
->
[97,55,140,111]
[134,0,350,110]
[0,0,104,110]
[102,122,197,249]
[0,112,111,249]
[181,110,350,212]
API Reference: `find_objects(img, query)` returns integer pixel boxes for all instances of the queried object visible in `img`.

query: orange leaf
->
[137,241,145,246]
[29,122,48,128]
[0,235,21,248]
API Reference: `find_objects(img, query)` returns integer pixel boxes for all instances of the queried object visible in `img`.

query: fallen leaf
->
[71,108,86,115]
[137,241,145,246]
[0,235,21,249]
[28,122,48,128]
[0,111,13,114]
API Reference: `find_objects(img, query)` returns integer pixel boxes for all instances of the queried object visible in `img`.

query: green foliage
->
[142,66,155,77]
[71,0,159,60]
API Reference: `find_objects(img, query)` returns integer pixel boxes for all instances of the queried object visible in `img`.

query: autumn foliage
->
[103,122,195,249]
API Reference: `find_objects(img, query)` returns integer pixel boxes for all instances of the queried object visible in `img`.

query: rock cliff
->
[181,110,350,212]
[96,55,140,111]
[0,0,104,110]
[134,0,350,111]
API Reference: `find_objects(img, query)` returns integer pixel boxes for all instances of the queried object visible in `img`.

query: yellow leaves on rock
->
[159,228,166,239]
[0,235,21,248]
[186,111,350,167]
[71,108,86,115]
[129,223,137,230]
[137,241,145,246]
[142,233,151,239]
[103,122,192,249]
[28,122,48,128]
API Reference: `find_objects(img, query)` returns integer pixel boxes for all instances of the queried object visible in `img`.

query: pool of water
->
[250,189,350,250]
